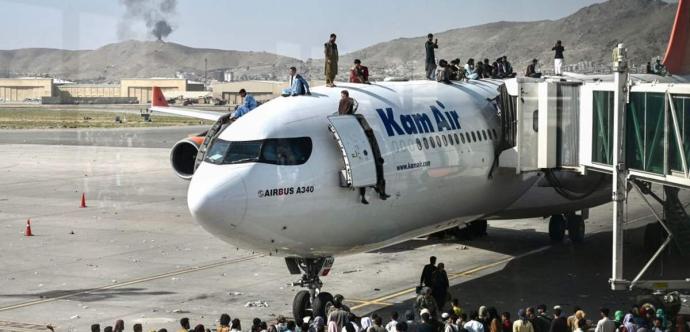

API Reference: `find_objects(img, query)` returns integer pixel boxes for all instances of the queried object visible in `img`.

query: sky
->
[0,0,616,59]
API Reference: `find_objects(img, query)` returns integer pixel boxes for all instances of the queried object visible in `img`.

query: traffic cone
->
[80,193,87,208]
[25,219,33,236]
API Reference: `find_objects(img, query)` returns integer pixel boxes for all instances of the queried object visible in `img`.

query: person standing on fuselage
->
[325,33,339,87]
[552,40,565,75]
[425,33,439,80]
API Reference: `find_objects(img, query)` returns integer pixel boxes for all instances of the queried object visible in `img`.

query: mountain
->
[0,0,678,82]
[328,0,676,78]
[0,40,302,83]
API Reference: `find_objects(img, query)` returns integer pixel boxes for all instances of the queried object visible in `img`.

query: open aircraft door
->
[327,115,378,188]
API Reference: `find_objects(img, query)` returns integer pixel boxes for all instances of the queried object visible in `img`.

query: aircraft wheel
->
[549,214,566,243]
[567,215,585,243]
[292,290,311,323]
[311,292,333,319]
[643,223,665,252]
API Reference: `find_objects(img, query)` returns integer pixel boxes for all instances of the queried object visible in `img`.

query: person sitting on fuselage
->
[283,66,311,96]
[231,89,257,119]
[465,58,479,80]
[350,59,370,84]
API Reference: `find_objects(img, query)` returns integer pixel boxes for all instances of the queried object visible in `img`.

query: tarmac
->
[0,127,687,331]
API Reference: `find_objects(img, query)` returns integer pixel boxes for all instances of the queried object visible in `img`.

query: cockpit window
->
[225,141,263,164]
[261,138,312,165]
[204,137,312,166]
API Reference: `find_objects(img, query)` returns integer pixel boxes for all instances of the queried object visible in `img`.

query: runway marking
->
[0,254,263,313]
[0,320,52,331]
[350,209,664,312]
[349,244,554,311]
[346,299,393,306]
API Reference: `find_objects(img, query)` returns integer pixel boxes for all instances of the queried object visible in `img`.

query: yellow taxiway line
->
[0,254,263,312]
[348,245,553,311]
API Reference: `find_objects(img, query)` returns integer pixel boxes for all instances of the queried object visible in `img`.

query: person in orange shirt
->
[350,59,370,84]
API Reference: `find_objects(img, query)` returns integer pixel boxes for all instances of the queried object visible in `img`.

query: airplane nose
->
[187,164,248,234]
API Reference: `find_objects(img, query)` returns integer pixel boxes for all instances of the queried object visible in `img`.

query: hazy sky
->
[0,0,614,59]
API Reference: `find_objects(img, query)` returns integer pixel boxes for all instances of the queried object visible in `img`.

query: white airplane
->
[148,1,689,321]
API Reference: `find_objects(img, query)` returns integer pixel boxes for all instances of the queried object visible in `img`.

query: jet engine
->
[170,136,205,180]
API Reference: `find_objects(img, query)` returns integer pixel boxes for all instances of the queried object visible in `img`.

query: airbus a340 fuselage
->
[170,80,604,257]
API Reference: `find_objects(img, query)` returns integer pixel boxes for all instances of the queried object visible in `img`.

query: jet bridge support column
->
[610,44,629,291]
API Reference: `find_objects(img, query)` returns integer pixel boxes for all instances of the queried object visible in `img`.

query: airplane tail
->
[152,86,169,107]
[663,0,690,75]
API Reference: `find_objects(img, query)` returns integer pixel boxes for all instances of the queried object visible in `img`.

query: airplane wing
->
[149,86,223,122]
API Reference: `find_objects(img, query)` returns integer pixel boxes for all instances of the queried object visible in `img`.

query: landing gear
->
[548,212,586,243]
[312,292,334,319]
[292,290,311,321]
[567,213,585,243]
[286,257,335,323]
[549,214,566,242]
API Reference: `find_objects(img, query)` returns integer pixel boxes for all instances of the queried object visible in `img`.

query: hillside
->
[0,40,302,82]
[0,0,678,82]
[324,0,676,78]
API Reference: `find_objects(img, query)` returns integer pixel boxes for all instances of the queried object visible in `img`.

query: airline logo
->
[376,101,460,137]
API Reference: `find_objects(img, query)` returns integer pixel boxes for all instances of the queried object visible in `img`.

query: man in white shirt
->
[464,311,485,332]
[284,67,311,96]
[594,308,616,332]
[443,313,459,332]
[385,312,399,332]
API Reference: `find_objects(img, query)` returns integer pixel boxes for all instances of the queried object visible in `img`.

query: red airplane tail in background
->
[663,0,690,75]
[152,86,169,107]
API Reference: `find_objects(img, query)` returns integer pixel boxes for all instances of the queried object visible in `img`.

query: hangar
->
[0,78,54,102]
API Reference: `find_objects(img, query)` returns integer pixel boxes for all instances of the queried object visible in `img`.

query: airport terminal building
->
[0,78,204,104]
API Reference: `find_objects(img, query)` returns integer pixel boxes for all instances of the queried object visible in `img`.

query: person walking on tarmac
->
[432,263,450,311]
[416,289,440,320]
[420,256,437,288]
[325,34,339,87]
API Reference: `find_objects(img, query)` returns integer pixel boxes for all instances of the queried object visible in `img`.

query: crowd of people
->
[229,33,672,120]
[425,35,569,83]
[88,294,686,332]
[87,256,687,332]
[646,58,668,76]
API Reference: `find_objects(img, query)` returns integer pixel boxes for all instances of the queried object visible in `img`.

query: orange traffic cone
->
[80,193,87,208]
[25,219,33,236]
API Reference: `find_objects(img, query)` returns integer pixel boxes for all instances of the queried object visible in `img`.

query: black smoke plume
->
[118,0,177,41]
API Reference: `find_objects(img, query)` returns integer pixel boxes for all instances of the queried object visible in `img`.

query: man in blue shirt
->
[232,89,257,119]
[285,67,311,96]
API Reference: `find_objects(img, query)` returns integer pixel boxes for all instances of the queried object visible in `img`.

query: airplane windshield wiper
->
[230,157,259,164]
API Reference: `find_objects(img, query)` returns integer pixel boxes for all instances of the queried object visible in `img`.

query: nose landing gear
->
[285,257,335,323]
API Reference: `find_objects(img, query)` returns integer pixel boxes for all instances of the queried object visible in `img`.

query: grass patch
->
[0,107,215,129]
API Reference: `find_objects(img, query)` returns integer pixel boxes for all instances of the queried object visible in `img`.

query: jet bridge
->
[497,46,690,295]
